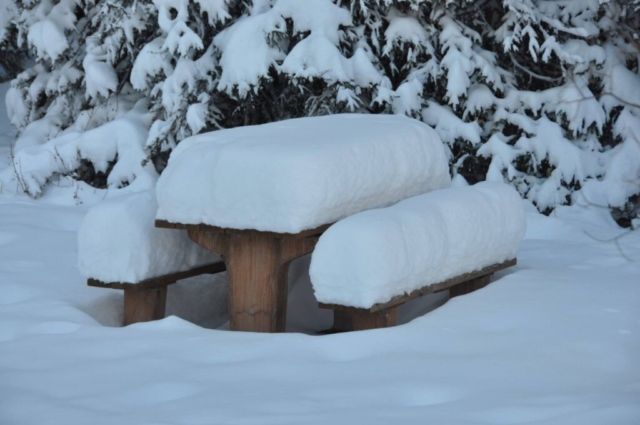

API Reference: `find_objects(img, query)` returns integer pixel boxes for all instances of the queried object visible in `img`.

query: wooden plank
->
[281,237,319,262]
[87,262,226,290]
[330,307,397,332]
[155,219,332,239]
[318,258,517,313]
[449,274,491,298]
[354,307,397,331]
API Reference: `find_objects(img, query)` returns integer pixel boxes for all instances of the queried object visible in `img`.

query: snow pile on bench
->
[78,190,215,284]
[156,114,450,234]
[310,182,526,308]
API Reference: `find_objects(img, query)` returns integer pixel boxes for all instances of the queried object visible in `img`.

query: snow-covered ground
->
[1,84,640,425]
[1,193,639,425]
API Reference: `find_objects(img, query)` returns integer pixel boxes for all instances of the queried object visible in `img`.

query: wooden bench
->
[310,182,525,332]
[79,190,226,326]
[319,259,516,332]
[88,262,226,326]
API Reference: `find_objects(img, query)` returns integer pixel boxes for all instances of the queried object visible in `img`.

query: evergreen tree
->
[3,0,640,226]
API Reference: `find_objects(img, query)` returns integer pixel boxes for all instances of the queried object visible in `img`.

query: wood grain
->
[449,274,491,298]
[331,307,397,332]
[124,286,167,326]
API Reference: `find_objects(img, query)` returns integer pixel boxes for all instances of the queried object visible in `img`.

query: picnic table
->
[152,114,450,333]
[82,115,524,333]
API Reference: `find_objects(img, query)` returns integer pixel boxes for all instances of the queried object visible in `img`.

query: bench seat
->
[319,259,515,331]
[79,190,225,325]
[310,182,526,331]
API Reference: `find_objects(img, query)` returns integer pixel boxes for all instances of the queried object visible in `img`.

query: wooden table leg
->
[224,232,285,332]
[188,229,317,333]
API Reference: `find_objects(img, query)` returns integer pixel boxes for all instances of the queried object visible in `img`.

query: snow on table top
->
[78,190,216,284]
[310,182,526,308]
[156,114,451,234]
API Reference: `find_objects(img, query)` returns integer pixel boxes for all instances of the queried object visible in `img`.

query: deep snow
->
[1,83,640,425]
[1,193,639,425]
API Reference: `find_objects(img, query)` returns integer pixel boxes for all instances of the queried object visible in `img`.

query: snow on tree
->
[2,0,640,227]
[5,0,157,194]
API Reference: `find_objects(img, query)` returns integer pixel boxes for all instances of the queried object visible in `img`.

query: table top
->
[155,219,332,239]
[155,114,450,234]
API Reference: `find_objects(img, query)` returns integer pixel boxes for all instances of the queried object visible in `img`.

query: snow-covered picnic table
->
[155,114,450,332]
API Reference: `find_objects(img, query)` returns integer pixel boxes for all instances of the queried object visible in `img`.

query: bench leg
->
[123,286,168,326]
[331,307,397,332]
[449,274,491,298]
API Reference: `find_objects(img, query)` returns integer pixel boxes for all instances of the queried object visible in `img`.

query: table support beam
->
[188,228,318,333]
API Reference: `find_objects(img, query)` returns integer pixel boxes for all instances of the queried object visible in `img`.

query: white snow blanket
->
[156,114,451,234]
[78,190,216,284]
[310,182,526,308]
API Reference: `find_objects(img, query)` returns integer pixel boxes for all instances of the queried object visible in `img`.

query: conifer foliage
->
[3,0,640,226]
[0,0,24,81]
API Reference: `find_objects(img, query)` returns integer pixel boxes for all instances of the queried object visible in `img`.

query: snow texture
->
[310,182,526,308]
[2,98,157,197]
[213,0,383,97]
[25,0,77,62]
[156,114,451,233]
[78,190,215,284]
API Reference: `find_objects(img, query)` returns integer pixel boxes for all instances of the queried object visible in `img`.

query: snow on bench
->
[156,114,451,234]
[78,190,225,325]
[310,182,525,331]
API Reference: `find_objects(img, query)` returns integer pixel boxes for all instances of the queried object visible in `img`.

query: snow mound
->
[78,190,216,284]
[156,114,451,233]
[310,182,526,308]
